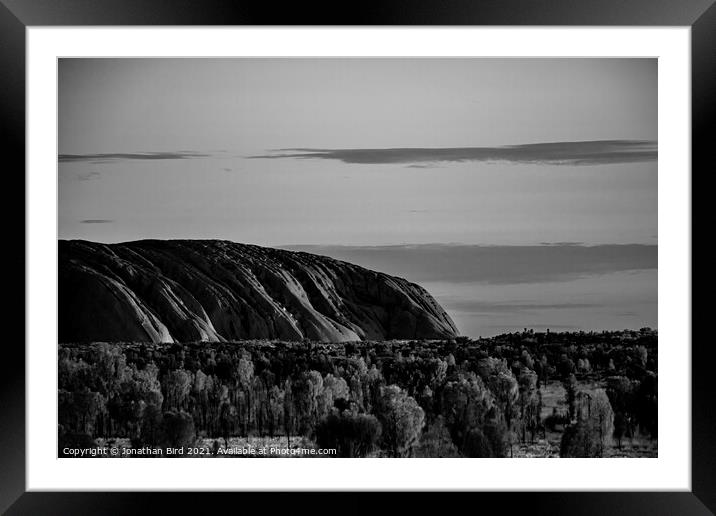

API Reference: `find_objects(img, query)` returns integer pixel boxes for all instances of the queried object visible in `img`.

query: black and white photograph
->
[57,57,658,459]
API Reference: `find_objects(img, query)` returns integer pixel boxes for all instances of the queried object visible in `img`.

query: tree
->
[90,343,129,395]
[107,362,163,439]
[517,369,542,443]
[613,412,627,449]
[441,372,504,456]
[320,374,350,418]
[521,350,535,370]
[483,409,509,457]
[635,346,648,367]
[446,353,456,368]
[375,385,425,457]
[267,385,284,437]
[283,378,296,447]
[137,403,163,447]
[426,359,448,390]
[253,376,269,436]
[236,355,255,434]
[190,369,209,431]
[292,371,324,437]
[58,389,105,435]
[635,372,658,438]
[362,365,383,413]
[206,376,228,439]
[560,389,615,457]
[539,354,551,385]
[162,369,192,411]
[558,354,576,379]
[418,385,434,415]
[486,368,519,454]
[606,375,638,445]
[563,374,578,421]
[219,400,236,446]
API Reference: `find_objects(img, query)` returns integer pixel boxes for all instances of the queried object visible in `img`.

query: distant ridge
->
[59,239,459,343]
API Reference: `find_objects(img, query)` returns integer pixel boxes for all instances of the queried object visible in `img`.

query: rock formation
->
[59,239,459,343]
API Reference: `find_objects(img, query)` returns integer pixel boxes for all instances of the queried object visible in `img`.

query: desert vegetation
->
[58,328,657,458]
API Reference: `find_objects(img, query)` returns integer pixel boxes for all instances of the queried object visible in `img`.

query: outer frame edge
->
[3,0,713,514]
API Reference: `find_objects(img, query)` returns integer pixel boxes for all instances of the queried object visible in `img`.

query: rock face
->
[59,239,459,343]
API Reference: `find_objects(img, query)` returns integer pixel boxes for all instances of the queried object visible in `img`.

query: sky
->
[281,244,657,338]
[58,58,657,336]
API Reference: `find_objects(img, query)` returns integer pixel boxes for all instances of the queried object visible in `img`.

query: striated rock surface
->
[59,239,459,343]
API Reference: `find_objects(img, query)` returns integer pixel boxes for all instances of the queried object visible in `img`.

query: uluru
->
[59,239,459,343]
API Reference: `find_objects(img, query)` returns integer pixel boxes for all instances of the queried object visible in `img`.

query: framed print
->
[1,0,714,514]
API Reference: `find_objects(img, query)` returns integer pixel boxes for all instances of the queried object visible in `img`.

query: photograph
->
[57,57,658,459]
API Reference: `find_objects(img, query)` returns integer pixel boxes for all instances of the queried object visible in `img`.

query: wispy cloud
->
[80,219,114,224]
[445,300,598,314]
[76,171,101,181]
[404,163,443,169]
[59,151,210,164]
[250,140,656,166]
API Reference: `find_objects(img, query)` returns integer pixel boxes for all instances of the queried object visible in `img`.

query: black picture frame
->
[1,0,713,513]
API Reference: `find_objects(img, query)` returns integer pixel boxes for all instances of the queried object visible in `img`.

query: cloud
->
[283,243,658,284]
[76,171,101,181]
[250,140,657,166]
[404,163,442,169]
[59,151,210,163]
[80,219,114,224]
[444,300,598,314]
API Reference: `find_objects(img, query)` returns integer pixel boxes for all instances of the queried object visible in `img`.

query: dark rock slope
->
[59,239,459,343]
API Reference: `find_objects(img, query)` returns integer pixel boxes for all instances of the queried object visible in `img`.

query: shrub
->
[414,416,460,457]
[160,410,196,449]
[462,429,493,457]
[134,403,163,447]
[315,412,382,457]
